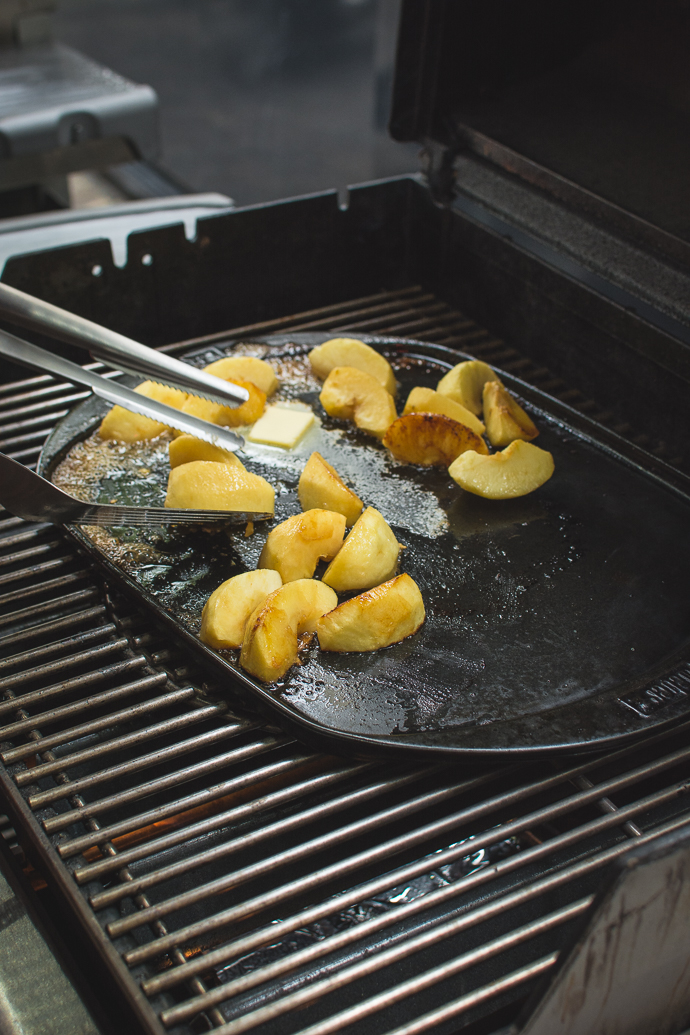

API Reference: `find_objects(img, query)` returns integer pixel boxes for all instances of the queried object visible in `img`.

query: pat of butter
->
[248,405,314,448]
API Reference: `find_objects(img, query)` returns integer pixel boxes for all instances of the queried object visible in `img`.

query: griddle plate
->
[39,335,690,758]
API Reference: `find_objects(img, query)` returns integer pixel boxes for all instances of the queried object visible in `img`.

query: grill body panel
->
[0,178,688,1035]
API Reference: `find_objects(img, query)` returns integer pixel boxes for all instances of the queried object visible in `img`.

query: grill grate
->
[0,286,688,1035]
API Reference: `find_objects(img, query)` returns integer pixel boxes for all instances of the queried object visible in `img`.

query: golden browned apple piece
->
[383,412,488,467]
[448,440,554,499]
[436,360,500,415]
[203,355,279,396]
[319,366,397,439]
[309,337,396,395]
[258,509,346,582]
[99,380,188,442]
[323,506,400,592]
[403,386,486,436]
[298,452,363,526]
[165,460,275,513]
[482,381,539,448]
[180,378,266,428]
[240,579,338,682]
[169,434,247,470]
[316,573,425,652]
[200,569,282,649]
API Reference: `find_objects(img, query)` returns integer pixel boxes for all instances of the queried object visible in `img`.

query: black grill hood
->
[390,0,690,255]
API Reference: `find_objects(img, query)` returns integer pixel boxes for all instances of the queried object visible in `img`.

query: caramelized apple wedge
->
[240,579,338,682]
[319,366,397,439]
[200,569,282,649]
[99,380,188,442]
[482,381,538,448]
[403,386,485,436]
[169,434,246,470]
[323,506,400,592]
[448,440,554,498]
[298,452,363,526]
[436,360,500,415]
[180,378,266,428]
[383,412,488,467]
[309,337,396,395]
[259,509,346,582]
[203,356,278,396]
[316,573,425,652]
[165,461,274,513]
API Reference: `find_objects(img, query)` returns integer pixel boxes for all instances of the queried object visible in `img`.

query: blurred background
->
[50,0,417,208]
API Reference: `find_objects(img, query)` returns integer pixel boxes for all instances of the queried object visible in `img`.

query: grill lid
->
[390,0,690,257]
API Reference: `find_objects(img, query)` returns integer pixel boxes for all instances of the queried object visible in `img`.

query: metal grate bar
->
[0,624,117,679]
[59,753,335,861]
[78,761,374,885]
[0,587,100,634]
[0,285,687,1035]
[0,606,107,649]
[213,900,591,1035]
[3,685,197,763]
[0,391,91,423]
[0,524,53,549]
[138,721,690,994]
[28,719,254,807]
[0,638,131,693]
[157,779,690,1027]
[349,957,559,1035]
[166,287,429,353]
[15,701,224,785]
[102,770,483,928]
[42,733,289,833]
[0,661,153,731]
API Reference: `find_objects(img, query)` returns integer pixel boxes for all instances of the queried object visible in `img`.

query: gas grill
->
[1,2,690,1033]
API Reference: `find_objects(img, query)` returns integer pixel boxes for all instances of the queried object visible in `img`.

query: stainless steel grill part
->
[0,330,246,452]
[0,450,269,527]
[0,287,688,1035]
[0,279,250,409]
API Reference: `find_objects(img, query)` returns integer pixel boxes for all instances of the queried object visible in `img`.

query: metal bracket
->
[516,823,690,1035]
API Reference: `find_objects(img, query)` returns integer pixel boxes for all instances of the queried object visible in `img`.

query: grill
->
[0,286,689,1035]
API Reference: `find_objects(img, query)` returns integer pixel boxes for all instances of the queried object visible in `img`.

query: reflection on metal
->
[520,825,690,1035]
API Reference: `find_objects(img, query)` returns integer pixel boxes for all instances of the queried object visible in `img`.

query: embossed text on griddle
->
[619,666,690,717]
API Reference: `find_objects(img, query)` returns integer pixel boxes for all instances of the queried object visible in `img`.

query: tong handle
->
[0,327,245,452]
[0,280,248,407]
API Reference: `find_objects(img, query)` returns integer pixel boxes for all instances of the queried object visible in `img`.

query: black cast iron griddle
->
[38,334,690,759]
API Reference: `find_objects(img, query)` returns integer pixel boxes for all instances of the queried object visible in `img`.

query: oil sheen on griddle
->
[51,341,690,739]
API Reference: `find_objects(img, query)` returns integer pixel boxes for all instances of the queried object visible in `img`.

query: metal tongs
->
[0,280,248,452]
[0,282,271,526]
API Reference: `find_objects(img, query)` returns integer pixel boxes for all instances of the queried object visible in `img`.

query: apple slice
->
[482,381,538,448]
[436,360,500,415]
[165,460,274,513]
[298,452,363,526]
[448,440,554,498]
[319,366,397,439]
[203,356,279,396]
[240,579,338,682]
[403,386,485,436]
[309,337,396,395]
[259,509,346,582]
[323,506,400,592]
[383,412,488,467]
[99,380,188,442]
[200,569,282,649]
[180,378,266,428]
[169,434,246,470]
[316,573,425,652]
